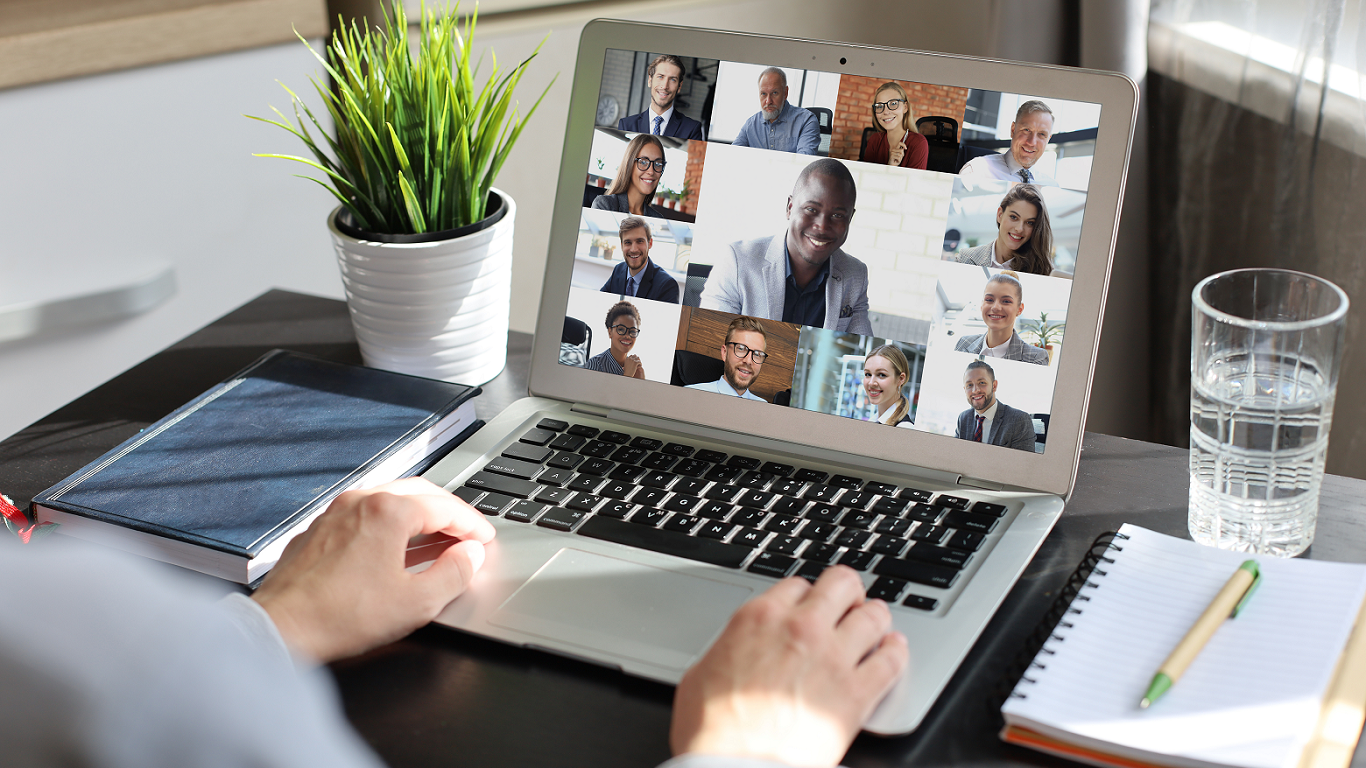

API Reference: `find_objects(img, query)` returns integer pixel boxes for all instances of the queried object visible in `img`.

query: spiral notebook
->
[1001,524,1366,768]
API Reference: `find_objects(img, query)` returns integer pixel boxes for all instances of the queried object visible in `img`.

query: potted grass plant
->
[251,1,551,384]
[1019,311,1066,364]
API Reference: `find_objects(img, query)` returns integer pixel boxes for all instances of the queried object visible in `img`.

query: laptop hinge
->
[957,476,1006,492]
[569,402,612,418]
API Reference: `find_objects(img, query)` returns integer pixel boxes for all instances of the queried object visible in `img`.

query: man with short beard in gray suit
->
[698,158,871,335]
[954,360,1036,452]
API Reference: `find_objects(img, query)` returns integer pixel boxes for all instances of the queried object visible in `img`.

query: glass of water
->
[1189,269,1349,557]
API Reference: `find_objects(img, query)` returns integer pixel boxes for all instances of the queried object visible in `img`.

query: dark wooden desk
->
[4,290,1365,768]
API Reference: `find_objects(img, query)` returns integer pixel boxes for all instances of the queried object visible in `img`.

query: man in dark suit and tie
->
[617,54,706,141]
[954,361,1036,451]
[600,216,680,303]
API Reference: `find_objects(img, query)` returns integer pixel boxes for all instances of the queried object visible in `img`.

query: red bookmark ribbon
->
[1,493,56,544]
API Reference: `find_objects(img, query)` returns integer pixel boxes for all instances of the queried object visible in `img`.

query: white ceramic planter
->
[328,189,515,385]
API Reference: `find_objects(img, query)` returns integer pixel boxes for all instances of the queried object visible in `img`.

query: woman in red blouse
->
[863,81,928,170]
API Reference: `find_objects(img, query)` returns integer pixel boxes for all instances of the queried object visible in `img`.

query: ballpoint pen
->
[1140,559,1262,708]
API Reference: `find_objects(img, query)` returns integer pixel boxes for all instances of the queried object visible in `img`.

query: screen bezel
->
[530,19,1139,497]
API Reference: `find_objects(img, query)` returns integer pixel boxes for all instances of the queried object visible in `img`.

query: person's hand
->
[626,354,646,379]
[670,566,908,767]
[252,477,495,662]
[888,140,905,167]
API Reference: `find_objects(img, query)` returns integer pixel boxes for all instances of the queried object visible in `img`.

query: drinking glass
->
[1189,269,1348,557]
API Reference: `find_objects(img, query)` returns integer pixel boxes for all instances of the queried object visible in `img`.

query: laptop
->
[421,19,1137,736]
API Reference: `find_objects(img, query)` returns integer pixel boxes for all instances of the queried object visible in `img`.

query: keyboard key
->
[972,501,1008,517]
[697,501,732,519]
[737,471,772,489]
[942,511,998,533]
[761,462,795,477]
[936,494,971,510]
[610,446,649,464]
[472,491,515,515]
[674,459,710,477]
[839,491,875,510]
[839,510,877,529]
[802,543,841,564]
[567,425,599,437]
[698,521,736,540]
[578,458,615,476]
[663,442,695,456]
[870,535,908,557]
[873,497,910,516]
[732,527,768,548]
[578,516,750,568]
[835,529,873,549]
[535,468,573,487]
[536,418,568,432]
[798,522,836,542]
[747,552,796,578]
[696,449,727,464]
[730,508,766,528]
[597,501,634,519]
[908,503,942,523]
[898,487,934,502]
[568,475,605,493]
[662,514,700,533]
[484,457,541,480]
[608,464,647,482]
[770,496,806,516]
[631,436,663,451]
[549,433,587,451]
[599,430,631,444]
[906,543,971,569]
[465,471,538,499]
[580,440,616,458]
[796,560,828,582]
[600,481,633,500]
[663,494,702,514]
[640,452,678,471]
[547,451,584,470]
[641,471,676,489]
[804,485,841,503]
[534,486,573,505]
[867,576,908,602]
[505,500,546,523]
[772,479,804,496]
[830,474,863,489]
[704,484,743,502]
[737,490,774,508]
[903,594,939,611]
[704,465,742,483]
[873,517,911,537]
[873,558,959,589]
[633,488,669,508]
[910,525,949,544]
[537,507,587,531]
[630,507,668,526]
[765,535,802,555]
[518,428,555,446]
[451,486,483,505]
[503,442,551,464]
[763,514,800,535]
[567,494,602,512]
[837,550,875,570]
[727,455,762,470]
[945,530,986,552]
[805,504,841,523]
[674,477,708,496]
[863,481,897,496]
[793,468,829,483]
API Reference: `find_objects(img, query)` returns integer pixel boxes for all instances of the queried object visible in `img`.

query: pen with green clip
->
[1140,559,1262,709]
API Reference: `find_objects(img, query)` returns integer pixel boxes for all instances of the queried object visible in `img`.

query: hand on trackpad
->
[488,548,754,671]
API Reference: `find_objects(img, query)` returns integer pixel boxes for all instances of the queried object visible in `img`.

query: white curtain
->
[1147,0,1366,478]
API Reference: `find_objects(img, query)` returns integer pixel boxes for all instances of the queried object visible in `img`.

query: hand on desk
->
[671,566,909,767]
[252,477,495,663]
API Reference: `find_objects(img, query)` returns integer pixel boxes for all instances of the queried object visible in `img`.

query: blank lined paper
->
[1002,525,1366,768]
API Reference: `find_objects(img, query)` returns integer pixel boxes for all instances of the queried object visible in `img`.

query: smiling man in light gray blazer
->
[699,158,872,335]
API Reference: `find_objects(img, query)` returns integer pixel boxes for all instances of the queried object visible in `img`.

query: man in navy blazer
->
[954,360,1037,452]
[617,54,706,141]
[600,217,680,303]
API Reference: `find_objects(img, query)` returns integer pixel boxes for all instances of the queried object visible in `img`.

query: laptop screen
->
[557,47,1102,458]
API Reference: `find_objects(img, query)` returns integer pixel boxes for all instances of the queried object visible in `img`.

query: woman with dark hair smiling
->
[953,271,1048,365]
[585,301,646,378]
[861,82,928,170]
[592,134,668,218]
[956,184,1056,276]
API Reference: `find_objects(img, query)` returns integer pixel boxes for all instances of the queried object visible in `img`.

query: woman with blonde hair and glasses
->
[862,82,928,170]
[592,134,668,218]
[956,184,1055,276]
[863,345,914,425]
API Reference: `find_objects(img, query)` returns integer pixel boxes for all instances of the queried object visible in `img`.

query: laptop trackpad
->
[488,548,754,671]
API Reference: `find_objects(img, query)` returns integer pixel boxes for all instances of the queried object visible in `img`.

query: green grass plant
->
[251,1,552,235]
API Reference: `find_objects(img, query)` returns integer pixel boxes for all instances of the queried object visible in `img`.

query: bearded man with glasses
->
[685,316,769,402]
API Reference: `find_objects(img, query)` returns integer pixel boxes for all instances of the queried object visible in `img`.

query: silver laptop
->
[422,19,1137,736]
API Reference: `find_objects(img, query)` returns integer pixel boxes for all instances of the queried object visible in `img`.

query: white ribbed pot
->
[328,188,514,385]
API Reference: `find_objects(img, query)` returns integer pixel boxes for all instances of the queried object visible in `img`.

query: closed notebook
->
[1001,524,1366,768]
[33,350,481,584]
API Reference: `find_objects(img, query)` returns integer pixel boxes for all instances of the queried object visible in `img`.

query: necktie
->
[972,415,985,442]
[626,276,637,296]
[652,115,663,136]
[1018,168,1032,183]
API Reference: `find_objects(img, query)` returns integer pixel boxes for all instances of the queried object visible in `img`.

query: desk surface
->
[4,289,1365,768]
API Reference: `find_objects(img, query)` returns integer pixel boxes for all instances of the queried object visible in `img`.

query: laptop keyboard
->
[453,418,1013,613]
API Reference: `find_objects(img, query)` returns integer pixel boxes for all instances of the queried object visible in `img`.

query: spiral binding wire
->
[989,530,1130,714]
